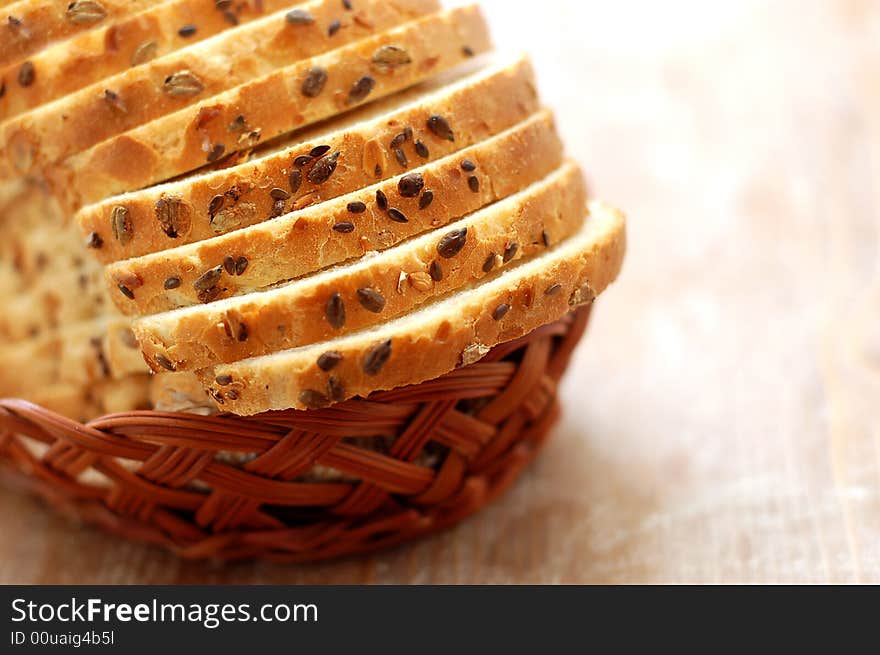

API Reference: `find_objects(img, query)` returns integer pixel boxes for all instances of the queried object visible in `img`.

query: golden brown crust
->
[76,55,537,263]
[45,5,492,208]
[1,0,439,170]
[0,0,330,121]
[0,0,160,69]
[134,162,587,371]
[107,110,563,314]
[196,202,627,415]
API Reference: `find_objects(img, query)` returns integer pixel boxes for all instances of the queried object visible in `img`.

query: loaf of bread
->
[107,110,562,313]
[0,0,325,120]
[43,5,492,208]
[76,54,537,263]
[194,202,625,415]
[134,161,586,371]
[1,0,439,172]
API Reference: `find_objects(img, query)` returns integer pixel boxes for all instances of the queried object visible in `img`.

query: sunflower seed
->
[309,144,331,158]
[294,154,313,167]
[394,147,407,168]
[164,70,204,97]
[429,260,443,281]
[17,61,34,87]
[492,303,510,321]
[390,132,407,149]
[333,222,355,233]
[348,75,375,104]
[408,271,432,292]
[155,196,190,238]
[193,266,223,292]
[178,24,197,37]
[103,89,126,113]
[286,9,315,24]
[503,242,519,263]
[376,189,388,210]
[357,288,386,313]
[542,229,550,247]
[110,206,132,244]
[388,208,408,223]
[328,19,341,36]
[326,292,345,328]
[462,45,475,57]
[347,201,366,214]
[164,276,181,290]
[482,253,496,273]
[307,151,340,184]
[418,190,434,210]
[208,194,224,216]
[85,232,103,249]
[215,374,233,386]
[317,351,343,371]
[414,140,429,158]
[398,173,423,198]
[427,115,454,141]
[270,187,290,200]
[301,67,328,97]
[130,40,158,66]
[235,257,248,275]
[206,143,225,162]
[372,45,411,72]
[327,376,344,401]
[66,1,107,24]
[545,283,562,296]
[436,228,467,258]
[222,256,236,275]
[468,175,480,193]
[342,0,353,10]
[299,389,329,409]
[117,284,135,299]
[363,339,392,375]
[288,168,302,194]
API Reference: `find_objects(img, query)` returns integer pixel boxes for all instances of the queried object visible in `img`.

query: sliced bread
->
[1,0,439,170]
[107,110,563,313]
[77,54,538,263]
[21,374,152,421]
[43,5,491,207]
[0,316,148,394]
[196,202,626,415]
[0,0,160,68]
[0,0,334,121]
[134,161,587,371]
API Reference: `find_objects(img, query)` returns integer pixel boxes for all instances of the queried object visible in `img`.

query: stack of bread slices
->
[1,0,625,420]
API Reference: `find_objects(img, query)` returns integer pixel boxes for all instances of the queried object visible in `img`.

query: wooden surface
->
[1,0,879,584]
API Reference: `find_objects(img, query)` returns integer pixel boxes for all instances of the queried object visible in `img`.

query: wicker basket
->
[0,307,590,562]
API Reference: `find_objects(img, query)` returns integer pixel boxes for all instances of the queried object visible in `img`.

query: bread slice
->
[0,0,160,68]
[196,202,626,415]
[107,110,563,314]
[21,374,152,421]
[77,54,538,263]
[0,316,148,394]
[0,0,336,121]
[1,0,439,171]
[44,5,491,208]
[134,162,587,372]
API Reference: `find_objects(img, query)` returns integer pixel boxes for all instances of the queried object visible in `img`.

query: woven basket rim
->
[0,308,591,562]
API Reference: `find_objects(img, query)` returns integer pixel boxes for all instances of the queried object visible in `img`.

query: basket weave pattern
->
[0,308,590,562]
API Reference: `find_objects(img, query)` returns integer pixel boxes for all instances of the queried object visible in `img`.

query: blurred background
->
[1,0,878,583]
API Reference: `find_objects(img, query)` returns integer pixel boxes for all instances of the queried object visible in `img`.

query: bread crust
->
[44,5,492,208]
[134,162,587,371]
[195,202,626,415]
[1,0,439,170]
[106,110,563,314]
[76,55,537,263]
[0,0,160,69]
[0,0,343,121]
